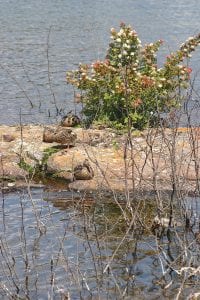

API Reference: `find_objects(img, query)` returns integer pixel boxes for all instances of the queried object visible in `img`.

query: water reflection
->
[0,188,200,298]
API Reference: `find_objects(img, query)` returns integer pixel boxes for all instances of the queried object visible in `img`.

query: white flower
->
[130,52,135,56]
[116,38,121,43]
[124,43,130,49]
[136,72,141,77]
[118,54,122,58]
[118,29,124,37]
[129,30,137,37]
[122,50,127,55]
[158,83,163,88]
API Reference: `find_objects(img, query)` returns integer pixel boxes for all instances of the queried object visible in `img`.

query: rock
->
[73,128,117,147]
[73,159,94,180]
[152,216,171,228]
[7,182,16,187]
[43,126,77,146]
[151,215,178,236]
[2,134,15,142]
[0,158,28,179]
[195,232,200,244]
[46,151,71,180]
[46,148,87,181]
[0,124,199,193]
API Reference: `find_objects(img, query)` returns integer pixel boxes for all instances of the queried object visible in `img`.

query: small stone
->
[3,134,15,142]
[7,182,16,187]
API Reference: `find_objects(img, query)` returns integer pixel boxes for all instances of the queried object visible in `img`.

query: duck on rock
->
[43,126,77,146]
[73,159,94,180]
[61,112,81,127]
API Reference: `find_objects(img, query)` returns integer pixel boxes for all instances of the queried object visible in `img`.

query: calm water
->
[0,0,200,125]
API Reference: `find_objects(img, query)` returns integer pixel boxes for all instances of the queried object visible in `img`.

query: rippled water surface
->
[1,188,200,299]
[0,0,200,124]
[0,188,156,299]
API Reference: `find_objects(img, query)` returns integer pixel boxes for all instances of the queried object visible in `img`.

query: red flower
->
[120,21,126,28]
[93,61,101,70]
[141,75,155,88]
[186,67,192,74]
[104,59,110,65]
[132,98,143,108]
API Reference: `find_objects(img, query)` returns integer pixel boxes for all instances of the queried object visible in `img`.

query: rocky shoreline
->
[0,124,199,194]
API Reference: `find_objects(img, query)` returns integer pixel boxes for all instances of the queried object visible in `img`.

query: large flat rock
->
[0,125,199,192]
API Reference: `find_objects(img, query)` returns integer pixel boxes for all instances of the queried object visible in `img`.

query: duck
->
[73,159,94,180]
[43,126,77,146]
[61,112,80,127]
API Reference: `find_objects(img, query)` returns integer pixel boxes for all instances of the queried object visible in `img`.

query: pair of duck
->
[61,114,94,180]
[43,113,94,180]
[43,113,80,145]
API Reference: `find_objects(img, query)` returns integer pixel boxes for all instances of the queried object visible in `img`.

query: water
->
[0,0,200,125]
[1,188,200,299]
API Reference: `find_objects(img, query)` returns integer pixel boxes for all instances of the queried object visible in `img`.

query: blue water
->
[0,0,199,124]
[0,189,162,298]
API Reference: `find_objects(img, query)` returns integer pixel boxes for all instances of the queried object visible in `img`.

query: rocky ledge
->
[0,124,200,193]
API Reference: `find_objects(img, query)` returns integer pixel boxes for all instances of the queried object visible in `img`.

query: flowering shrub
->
[66,23,200,129]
